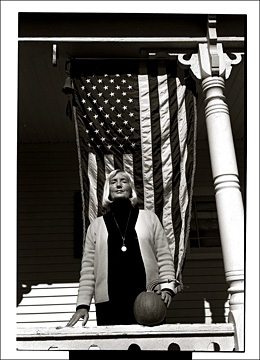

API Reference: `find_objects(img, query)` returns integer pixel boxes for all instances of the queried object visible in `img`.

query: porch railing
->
[17,323,235,351]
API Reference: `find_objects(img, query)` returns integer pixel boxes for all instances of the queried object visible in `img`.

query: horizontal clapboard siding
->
[17,143,89,327]
[17,284,97,328]
[166,253,230,324]
[193,139,244,198]
[17,142,233,327]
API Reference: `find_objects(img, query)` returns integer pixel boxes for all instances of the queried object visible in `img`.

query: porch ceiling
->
[17,41,244,145]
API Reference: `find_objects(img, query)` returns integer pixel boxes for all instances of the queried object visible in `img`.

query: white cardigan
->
[76,209,176,308]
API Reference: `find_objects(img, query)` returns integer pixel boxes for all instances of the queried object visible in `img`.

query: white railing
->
[17,323,235,351]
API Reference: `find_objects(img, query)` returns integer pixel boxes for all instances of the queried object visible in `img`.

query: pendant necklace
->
[112,209,131,252]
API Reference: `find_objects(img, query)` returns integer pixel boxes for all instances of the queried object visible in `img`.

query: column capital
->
[178,15,243,81]
[178,43,242,81]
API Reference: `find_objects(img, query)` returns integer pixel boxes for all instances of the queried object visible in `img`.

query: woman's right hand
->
[66,308,89,327]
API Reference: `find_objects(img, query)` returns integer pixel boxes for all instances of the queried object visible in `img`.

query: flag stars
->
[79,75,140,154]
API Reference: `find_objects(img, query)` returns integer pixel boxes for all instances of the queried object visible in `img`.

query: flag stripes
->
[104,154,114,178]
[167,76,182,270]
[138,75,155,212]
[123,153,134,180]
[157,74,175,248]
[70,65,197,291]
[87,153,98,223]
[148,75,164,220]
[176,78,190,277]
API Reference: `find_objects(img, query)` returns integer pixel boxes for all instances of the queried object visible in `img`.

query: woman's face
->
[109,172,132,202]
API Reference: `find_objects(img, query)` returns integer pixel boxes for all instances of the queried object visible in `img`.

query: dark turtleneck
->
[109,198,134,234]
[95,198,146,325]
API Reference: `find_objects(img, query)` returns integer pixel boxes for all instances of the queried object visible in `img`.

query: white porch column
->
[202,74,244,352]
[178,23,244,350]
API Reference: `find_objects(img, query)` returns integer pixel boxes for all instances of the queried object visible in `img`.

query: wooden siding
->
[17,143,86,327]
[17,141,243,328]
[167,252,229,325]
[193,139,245,198]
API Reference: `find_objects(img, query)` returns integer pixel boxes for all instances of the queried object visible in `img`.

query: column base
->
[228,307,244,351]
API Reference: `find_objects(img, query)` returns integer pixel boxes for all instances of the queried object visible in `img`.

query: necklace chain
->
[111,210,131,251]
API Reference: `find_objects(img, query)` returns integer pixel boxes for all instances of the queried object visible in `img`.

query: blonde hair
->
[102,169,138,209]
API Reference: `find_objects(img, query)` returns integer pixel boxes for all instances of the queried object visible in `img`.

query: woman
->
[66,169,176,327]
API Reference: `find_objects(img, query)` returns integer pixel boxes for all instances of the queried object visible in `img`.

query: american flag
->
[69,64,197,291]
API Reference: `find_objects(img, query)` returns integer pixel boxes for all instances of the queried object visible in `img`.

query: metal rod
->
[67,55,180,61]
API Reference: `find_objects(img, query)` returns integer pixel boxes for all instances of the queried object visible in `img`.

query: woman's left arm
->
[152,212,176,297]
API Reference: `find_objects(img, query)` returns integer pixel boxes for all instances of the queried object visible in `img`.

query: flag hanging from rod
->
[64,60,197,292]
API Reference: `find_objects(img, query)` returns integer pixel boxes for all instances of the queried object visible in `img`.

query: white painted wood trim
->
[18,36,244,44]
[17,323,235,337]
[18,36,207,42]
[17,324,235,351]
